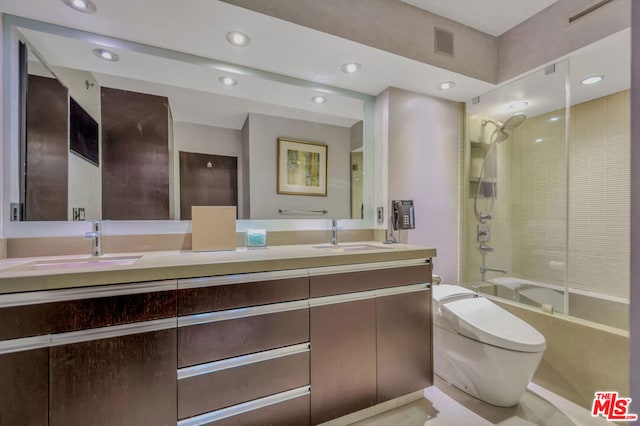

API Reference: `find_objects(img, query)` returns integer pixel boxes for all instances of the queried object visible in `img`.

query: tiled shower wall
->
[466,90,630,300]
[567,90,630,299]
[510,110,567,287]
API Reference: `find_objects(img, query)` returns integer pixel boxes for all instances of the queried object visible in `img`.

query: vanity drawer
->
[178,306,309,368]
[310,264,430,297]
[0,281,177,340]
[207,396,310,426]
[178,347,309,419]
[178,273,309,316]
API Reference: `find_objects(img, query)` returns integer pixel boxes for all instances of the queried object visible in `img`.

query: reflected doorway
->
[179,151,238,220]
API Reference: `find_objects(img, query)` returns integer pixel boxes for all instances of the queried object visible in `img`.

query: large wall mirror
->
[3,15,375,237]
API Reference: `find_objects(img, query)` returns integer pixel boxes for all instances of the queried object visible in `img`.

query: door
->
[310,299,377,425]
[376,289,432,402]
[0,349,49,426]
[179,151,237,220]
[49,329,177,426]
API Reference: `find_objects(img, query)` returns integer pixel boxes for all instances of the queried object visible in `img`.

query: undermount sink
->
[3,255,142,273]
[312,244,393,252]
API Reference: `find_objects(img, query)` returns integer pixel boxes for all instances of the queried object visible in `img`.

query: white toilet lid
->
[441,297,546,353]
[432,284,476,303]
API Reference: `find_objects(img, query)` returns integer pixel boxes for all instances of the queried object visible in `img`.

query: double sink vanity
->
[0,241,435,426]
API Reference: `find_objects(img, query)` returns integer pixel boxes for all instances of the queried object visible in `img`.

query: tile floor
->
[350,376,611,426]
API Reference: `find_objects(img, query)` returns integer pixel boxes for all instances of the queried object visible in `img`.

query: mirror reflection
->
[18,28,365,221]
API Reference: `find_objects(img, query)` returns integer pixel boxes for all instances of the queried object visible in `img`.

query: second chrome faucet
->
[84,220,102,257]
[330,219,342,246]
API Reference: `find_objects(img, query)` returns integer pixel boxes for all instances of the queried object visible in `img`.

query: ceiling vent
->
[568,0,616,24]
[434,27,454,57]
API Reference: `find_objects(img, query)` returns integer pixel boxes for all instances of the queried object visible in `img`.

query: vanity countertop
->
[0,242,436,294]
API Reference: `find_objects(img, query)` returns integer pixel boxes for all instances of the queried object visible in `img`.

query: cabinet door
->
[50,329,176,426]
[310,299,377,425]
[376,290,432,403]
[0,349,48,426]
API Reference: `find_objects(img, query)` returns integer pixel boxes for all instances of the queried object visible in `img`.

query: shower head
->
[502,113,526,130]
[491,113,527,144]
[494,129,510,143]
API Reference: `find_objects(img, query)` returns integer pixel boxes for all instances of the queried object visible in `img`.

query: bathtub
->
[472,277,629,330]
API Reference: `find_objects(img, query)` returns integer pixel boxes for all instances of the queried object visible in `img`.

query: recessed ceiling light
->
[226,31,250,47]
[341,62,361,74]
[581,75,603,85]
[549,116,560,122]
[437,81,456,91]
[62,0,96,13]
[93,48,119,62]
[218,76,238,87]
[535,138,543,143]
[311,95,327,104]
[510,101,529,110]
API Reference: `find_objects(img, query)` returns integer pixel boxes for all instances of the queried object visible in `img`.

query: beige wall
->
[497,300,629,410]
[629,0,639,408]
[220,0,498,83]
[383,87,462,283]
[499,0,630,82]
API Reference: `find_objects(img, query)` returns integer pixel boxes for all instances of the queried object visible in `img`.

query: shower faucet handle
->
[477,224,491,243]
[479,245,494,252]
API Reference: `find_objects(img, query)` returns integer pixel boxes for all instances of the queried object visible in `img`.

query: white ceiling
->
[0,0,495,103]
[401,0,559,36]
[0,0,631,128]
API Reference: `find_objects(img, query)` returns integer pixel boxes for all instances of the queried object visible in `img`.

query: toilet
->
[432,284,546,407]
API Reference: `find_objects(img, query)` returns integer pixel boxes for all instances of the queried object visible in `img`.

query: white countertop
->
[0,242,436,294]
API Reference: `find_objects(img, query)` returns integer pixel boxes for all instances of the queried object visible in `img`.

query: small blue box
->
[246,229,267,248]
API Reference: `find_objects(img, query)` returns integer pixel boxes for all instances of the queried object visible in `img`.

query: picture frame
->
[277,137,328,196]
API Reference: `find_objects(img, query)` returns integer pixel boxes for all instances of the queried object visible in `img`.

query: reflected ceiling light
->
[437,81,456,91]
[62,0,96,13]
[341,62,362,74]
[218,76,238,86]
[581,75,603,85]
[311,95,327,104]
[93,48,119,62]
[549,116,560,122]
[226,31,251,47]
[535,138,543,143]
[510,101,529,110]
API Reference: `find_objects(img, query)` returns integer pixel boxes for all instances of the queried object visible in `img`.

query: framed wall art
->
[277,137,328,196]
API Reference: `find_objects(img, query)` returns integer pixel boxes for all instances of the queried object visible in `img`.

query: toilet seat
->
[441,297,546,353]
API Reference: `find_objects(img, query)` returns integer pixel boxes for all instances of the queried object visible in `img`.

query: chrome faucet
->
[84,220,102,257]
[330,219,342,246]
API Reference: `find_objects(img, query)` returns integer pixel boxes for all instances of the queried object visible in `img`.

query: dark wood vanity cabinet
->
[176,272,311,424]
[310,299,377,425]
[49,329,177,426]
[0,259,432,426]
[376,290,433,402]
[309,262,432,425]
[0,349,49,426]
[0,281,177,426]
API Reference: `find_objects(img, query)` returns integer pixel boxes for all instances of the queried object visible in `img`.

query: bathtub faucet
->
[480,266,507,274]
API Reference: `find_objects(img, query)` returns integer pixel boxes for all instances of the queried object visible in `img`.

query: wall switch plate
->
[9,203,22,221]
[376,207,384,224]
[72,207,86,221]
